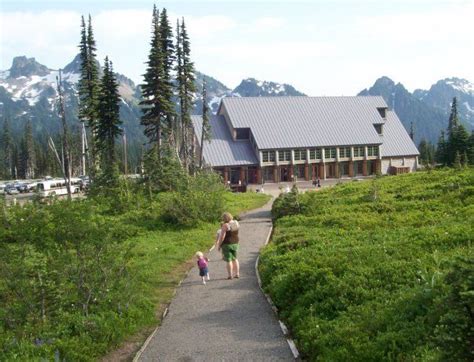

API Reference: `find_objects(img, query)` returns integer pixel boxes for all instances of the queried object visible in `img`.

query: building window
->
[377,107,387,118]
[262,150,275,163]
[339,147,351,158]
[309,148,321,160]
[236,128,250,140]
[354,146,365,158]
[374,124,383,135]
[294,149,306,161]
[279,150,291,162]
[368,146,379,157]
[325,148,336,159]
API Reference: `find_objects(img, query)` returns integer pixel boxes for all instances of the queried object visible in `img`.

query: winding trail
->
[137,200,294,361]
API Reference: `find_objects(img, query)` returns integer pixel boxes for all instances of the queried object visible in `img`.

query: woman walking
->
[217,212,240,279]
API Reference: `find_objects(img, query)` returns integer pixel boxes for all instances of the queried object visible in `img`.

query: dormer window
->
[377,107,387,118]
[374,124,383,135]
[235,128,250,140]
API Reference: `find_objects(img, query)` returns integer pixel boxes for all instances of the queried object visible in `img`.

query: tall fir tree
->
[447,97,459,136]
[23,120,36,179]
[1,119,13,179]
[97,57,122,182]
[175,19,184,159]
[199,77,211,169]
[177,18,196,173]
[158,8,176,143]
[435,130,448,166]
[78,14,101,179]
[140,6,176,189]
[446,97,470,165]
[418,139,435,165]
[409,121,414,141]
[468,131,474,166]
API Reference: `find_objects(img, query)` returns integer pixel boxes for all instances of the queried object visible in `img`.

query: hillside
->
[261,169,474,361]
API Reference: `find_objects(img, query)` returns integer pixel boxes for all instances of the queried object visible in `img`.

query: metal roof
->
[380,111,420,157]
[221,96,387,149]
[192,115,259,167]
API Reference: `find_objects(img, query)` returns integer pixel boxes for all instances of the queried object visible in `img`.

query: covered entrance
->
[280,166,291,182]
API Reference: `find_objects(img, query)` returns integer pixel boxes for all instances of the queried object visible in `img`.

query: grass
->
[260,168,473,361]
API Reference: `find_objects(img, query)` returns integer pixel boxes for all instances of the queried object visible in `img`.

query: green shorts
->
[222,244,239,262]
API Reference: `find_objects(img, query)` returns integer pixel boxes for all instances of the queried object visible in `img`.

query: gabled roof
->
[192,115,258,167]
[221,96,387,149]
[380,111,420,157]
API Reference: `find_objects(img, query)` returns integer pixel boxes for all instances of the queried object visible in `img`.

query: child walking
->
[196,251,210,285]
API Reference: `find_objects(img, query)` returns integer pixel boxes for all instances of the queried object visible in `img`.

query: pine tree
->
[97,57,122,182]
[447,97,459,136]
[78,15,101,179]
[1,119,13,179]
[199,77,211,168]
[140,6,175,157]
[453,151,462,169]
[435,131,448,166]
[468,131,474,166]
[461,150,469,166]
[23,120,36,179]
[409,121,414,141]
[175,19,184,161]
[158,8,176,145]
[177,18,196,173]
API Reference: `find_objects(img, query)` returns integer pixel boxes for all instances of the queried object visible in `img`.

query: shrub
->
[260,169,474,360]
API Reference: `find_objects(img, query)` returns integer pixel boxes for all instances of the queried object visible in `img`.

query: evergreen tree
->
[140,6,175,161]
[409,121,414,141]
[199,77,211,168]
[158,8,176,144]
[1,119,13,179]
[23,120,36,179]
[97,57,122,182]
[177,18,196,173]
[418,139,435,165]
[468,131,474,166]
[447,97,459,136]
[453,151,462,169]
[435,131,448,166]
[175,19,184,160]
[78,14,101,178]
[461,150,469,166]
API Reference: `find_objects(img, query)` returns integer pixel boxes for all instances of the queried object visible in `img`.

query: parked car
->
[17,183,29,193]
[6,186,19,195]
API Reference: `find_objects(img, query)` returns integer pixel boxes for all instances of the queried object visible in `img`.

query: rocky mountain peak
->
[9,56,50,78]
[233,78,305,97]
[62,54,82,74]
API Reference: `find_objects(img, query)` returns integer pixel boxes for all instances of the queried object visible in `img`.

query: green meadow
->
[260,169,473,361]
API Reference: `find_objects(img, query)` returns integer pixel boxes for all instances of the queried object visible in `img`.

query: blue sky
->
[1,0,473,95]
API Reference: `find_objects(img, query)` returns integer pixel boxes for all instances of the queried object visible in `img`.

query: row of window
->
[262,146,379,163]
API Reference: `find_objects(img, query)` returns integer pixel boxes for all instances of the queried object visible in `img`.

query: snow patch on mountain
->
[445,78,474,94]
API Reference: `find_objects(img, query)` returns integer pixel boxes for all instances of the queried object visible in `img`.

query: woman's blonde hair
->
[221,212,233,223]
[196,251,203,258]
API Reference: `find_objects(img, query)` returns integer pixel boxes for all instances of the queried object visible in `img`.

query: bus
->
[36,178,81,197]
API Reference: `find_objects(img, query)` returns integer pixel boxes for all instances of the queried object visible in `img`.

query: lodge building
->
[192,96,419,185]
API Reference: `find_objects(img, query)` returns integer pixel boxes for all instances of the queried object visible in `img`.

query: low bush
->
[0,175,270,360]
[261,168,474,361]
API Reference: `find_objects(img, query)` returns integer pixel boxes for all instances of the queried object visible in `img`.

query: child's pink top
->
[197,257,208,269]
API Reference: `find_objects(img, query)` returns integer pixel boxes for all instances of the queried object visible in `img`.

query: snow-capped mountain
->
[233,78,305,97]
[0,55,307,141]
[360,76,474,144]
[413,77,474,128]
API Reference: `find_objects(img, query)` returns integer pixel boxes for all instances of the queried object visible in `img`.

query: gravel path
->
[138,200,294,361]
